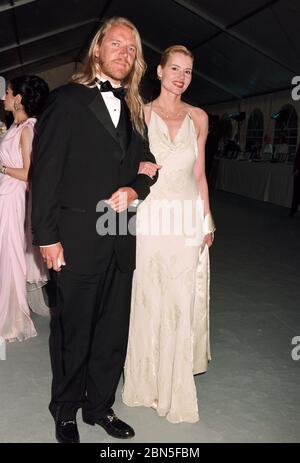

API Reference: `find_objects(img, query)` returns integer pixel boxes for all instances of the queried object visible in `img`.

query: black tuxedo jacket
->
[31,83,157,273]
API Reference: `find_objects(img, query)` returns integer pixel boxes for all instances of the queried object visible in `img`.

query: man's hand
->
[106,187,138,213]
[138,161,161,178]
[40,242,66,272]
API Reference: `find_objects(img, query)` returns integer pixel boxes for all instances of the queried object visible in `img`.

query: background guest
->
[0,75,49,342]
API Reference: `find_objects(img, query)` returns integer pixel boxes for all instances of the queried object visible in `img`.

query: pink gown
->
[0,118,48,342]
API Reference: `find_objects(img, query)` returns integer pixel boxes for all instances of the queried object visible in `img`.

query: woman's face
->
[158,52,193,96]
[3,85,21,112]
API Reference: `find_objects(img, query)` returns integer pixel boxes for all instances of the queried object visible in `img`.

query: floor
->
[0,191,299,443]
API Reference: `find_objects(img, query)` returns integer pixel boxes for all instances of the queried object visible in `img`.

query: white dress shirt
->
[95,75,121,128]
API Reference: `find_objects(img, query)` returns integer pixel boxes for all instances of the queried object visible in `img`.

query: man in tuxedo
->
[31,17,159,443]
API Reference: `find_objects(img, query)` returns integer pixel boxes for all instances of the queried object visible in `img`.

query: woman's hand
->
[138,161,161,178]
[200,232,214,252]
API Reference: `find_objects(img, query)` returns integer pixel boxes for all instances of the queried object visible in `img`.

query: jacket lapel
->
[88,87,120,146]
[87,87,134,161]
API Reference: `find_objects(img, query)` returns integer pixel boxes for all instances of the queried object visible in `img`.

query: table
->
[215,159,294,208]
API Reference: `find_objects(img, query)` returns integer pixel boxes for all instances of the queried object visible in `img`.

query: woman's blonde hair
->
[72,17,147,137]
[160,45,194,68]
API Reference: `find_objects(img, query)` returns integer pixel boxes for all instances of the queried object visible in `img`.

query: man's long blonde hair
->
[72,17,146,137]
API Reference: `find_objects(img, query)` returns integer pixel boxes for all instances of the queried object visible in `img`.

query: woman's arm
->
[191,107,216,246]
[192,108,210,216]
[4,126,33,182]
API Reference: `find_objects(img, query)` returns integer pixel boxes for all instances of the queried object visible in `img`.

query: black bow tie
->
[96,78,126,99]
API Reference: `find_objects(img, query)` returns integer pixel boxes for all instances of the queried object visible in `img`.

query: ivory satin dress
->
[123,110,211,423]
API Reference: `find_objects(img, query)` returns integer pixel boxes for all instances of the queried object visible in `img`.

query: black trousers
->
[48,254,133,421]
[291,174,300,215]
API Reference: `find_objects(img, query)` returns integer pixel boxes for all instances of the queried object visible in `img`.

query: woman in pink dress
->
[0,75,49,342]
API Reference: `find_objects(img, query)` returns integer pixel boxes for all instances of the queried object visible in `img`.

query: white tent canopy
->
[0,0,299,106]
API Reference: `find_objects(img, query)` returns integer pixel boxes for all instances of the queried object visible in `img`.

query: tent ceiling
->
[0,0,299,105]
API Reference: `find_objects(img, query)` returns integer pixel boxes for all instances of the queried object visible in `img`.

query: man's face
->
[96,24,137,84]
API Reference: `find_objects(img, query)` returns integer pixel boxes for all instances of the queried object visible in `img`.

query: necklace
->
[156,105,184,120]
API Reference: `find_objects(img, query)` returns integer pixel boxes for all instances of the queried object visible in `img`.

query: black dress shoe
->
[83,409,135,439]
[56,419,80,443]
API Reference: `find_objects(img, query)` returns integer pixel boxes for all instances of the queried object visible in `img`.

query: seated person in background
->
[275,136,289,161]
[261,134,273,161]
[232,134,241,158]
[223,135,240,159]
[249,142,259,160]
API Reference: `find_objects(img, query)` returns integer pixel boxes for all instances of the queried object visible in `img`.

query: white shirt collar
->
[95,74,122,89]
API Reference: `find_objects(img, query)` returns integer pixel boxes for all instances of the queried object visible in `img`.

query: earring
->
[14,102,21,111]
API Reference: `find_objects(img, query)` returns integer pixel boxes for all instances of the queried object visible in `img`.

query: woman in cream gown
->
[123,46,215,423]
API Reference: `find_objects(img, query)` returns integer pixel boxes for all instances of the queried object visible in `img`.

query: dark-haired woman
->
[0,75,49,341]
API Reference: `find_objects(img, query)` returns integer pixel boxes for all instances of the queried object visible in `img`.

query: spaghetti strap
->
[148,100,154,117]
[144,101,153,127]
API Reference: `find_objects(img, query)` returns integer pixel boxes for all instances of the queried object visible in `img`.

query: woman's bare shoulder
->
[185,104,208,122]
[20,124,34,140]
[187,106,208,136]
